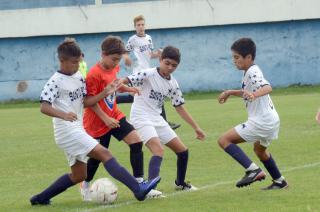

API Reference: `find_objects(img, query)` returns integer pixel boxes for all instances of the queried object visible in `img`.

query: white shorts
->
[136,124,177,145]
[54,126,98,166]
[234,120,280,147]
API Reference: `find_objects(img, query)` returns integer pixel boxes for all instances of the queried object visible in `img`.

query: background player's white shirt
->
[242,64,279,128]
[128,68,184,128]
[40,71,86,130]
[125,34,154,73]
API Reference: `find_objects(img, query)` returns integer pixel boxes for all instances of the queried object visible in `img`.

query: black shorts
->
[95,117,135,148]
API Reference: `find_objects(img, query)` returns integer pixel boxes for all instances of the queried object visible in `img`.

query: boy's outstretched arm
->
[175,105,206,141]
[40,101,77,121]
[84,79,121,107]
[218,89,242,104]
[243,85,272,101]
[90,103,120,129]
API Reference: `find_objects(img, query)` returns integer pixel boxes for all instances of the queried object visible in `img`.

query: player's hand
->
[104,79,121,96]
[218,91,230,104]
[242,90,255,101]
[63,112,77,122]
[195,128,206,141]
[128,87,141,96]
[125,58,132,67]
[316,111,320,124]
[104,117,120,129]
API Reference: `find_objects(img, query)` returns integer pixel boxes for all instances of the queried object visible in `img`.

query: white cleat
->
[174,181,198,191]
[80,181,92,202]
[146,189,165,198]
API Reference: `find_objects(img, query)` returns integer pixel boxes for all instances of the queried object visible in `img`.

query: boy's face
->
[232,51,253,70]
[159,58,179,76]
[101,53,122,69]
[135,20,145,36]
[60,56,81,74]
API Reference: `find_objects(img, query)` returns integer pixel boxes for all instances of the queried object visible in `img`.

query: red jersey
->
[83,63,125,138]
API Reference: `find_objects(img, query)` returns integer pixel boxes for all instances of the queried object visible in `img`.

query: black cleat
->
[262,180,289,190]
[236,168,266,188]
[30,195,51,206]
[168,122,181,130]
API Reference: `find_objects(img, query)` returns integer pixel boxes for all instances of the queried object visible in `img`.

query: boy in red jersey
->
[80,36,162,200]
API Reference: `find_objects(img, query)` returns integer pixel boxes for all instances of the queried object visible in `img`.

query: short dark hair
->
[101,35,126,55]
[231,38,256,60]
[57,37,81,59]
[161,46,181,64]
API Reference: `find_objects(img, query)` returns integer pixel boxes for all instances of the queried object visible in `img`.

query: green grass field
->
[1,87,319,212]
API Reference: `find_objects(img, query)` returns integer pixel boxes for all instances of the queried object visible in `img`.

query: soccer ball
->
[90,178,118,204]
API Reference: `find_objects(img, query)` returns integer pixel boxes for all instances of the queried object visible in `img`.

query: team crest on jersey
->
[104,93,115,110]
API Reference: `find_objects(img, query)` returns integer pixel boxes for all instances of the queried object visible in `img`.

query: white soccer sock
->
[246,163,259,171]
[274,176,285,183]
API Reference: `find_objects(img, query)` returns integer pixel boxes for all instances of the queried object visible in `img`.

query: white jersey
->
[40,71,98,166]
[125,34,154,73]
[40,71,86,130]
[241,64,279,128]
[128,68,184,128]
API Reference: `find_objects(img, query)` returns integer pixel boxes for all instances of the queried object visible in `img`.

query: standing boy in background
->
[217,38,288,190]
[121,15,180,130]
[30,38,160,205]
[78,53,88,79]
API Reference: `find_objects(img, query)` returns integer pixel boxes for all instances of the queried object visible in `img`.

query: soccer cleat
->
[134,176,161,201]
[146,189,164,198]
[261,180,289,190]
[168,122,181,130]
[30,194,51,206]
[236,168,266,188]
[80,181,92,202]
[174,181,198,191]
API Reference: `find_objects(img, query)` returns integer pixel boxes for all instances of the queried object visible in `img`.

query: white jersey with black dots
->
[128,68,184,128]
[40,71,86,129]
[125,34,154,73]
[242,64,279,128]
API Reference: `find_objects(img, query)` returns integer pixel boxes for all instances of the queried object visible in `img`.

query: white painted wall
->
[1,0,320,38]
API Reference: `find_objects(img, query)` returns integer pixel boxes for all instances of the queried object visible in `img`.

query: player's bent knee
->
[217,136,228,149]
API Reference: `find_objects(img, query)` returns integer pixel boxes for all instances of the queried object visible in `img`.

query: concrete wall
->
[1,19,319,101]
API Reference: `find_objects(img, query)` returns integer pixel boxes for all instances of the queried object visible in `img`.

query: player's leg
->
[88,144,160,201]
[165,137,196,190]
[160,105,181,130]
[253,142,288,190]
[218,127,266,187]
[112,117,144,181]
[30,161,86,205]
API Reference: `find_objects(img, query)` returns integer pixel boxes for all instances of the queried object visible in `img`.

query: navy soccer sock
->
[129,142,144,178]
[176,150,188,185]
[148,156,163,180]
[85,158,100,182]
[224,144,252,169]
[37,173,74,201]
[104,158,139,193]
[261,154,282,180]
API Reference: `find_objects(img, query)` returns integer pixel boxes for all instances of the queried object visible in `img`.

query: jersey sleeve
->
[86,73,100,96]
[127,70,152,87]
[40,78,59,104]
[248,70,270,91]
[149,36,154,50]
[168,80,185,107]
[125,37,134,52]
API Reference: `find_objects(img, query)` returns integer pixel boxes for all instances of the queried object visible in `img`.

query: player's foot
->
[134,176,161,201]
[174,181,198,191]
[261,180,289,190]
[236,168,266,188]
[146,189,164,198]
[168,122,181,130]
[30,194,51,206]
[80,181,91,202]
[135,177,144,183]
